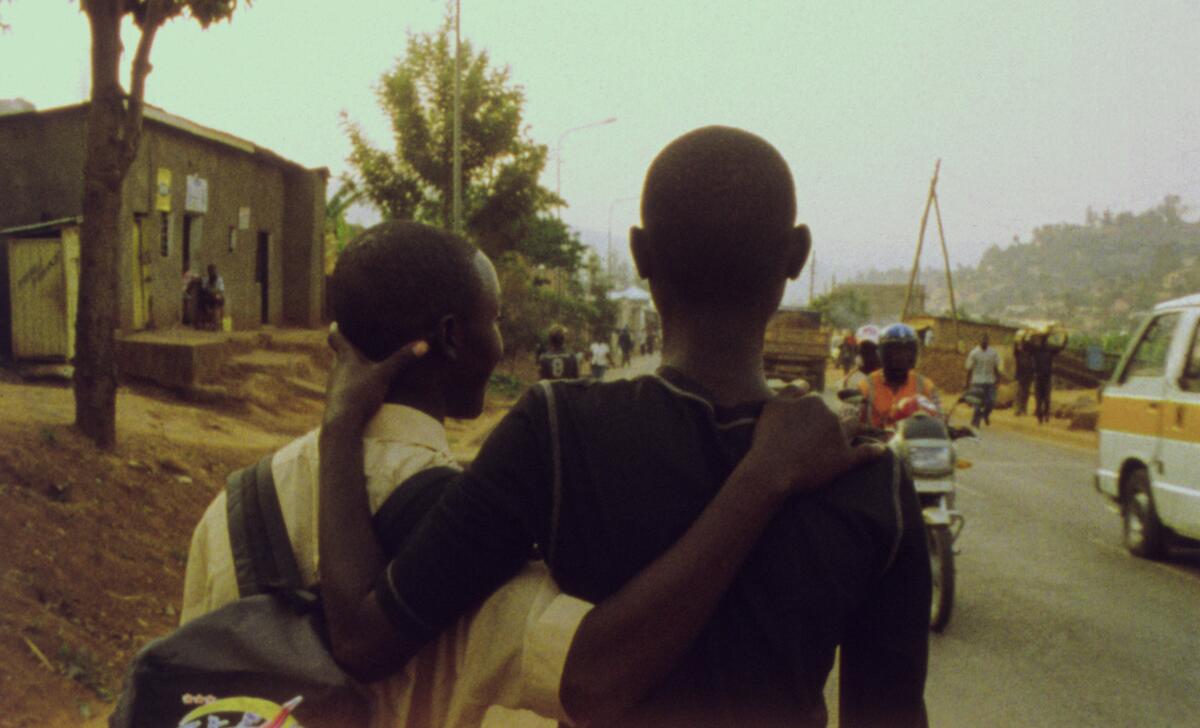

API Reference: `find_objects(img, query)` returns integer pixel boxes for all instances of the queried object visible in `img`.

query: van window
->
[1121,312,1180,381]
[1181,320,1200,392]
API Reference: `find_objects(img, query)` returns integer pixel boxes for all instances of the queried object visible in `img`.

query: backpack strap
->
[538,381,564,568]
[226,454,302,597]
[372,466,460,557]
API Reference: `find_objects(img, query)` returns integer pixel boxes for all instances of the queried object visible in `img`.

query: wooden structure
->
[763,307,830,392]
[3,218,80,361]
[902,160,961,349]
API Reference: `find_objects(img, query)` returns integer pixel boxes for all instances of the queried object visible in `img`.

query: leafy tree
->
[63,0,243,448]
[515,216,587,272]
[343,13,558,260]
[811,288,869,330]
[326,178,363,255]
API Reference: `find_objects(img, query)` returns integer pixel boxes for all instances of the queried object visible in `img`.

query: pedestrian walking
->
[589,336,613,380]
[538,325,580,380]
[965,333,1001,427]
[618,326,635,368]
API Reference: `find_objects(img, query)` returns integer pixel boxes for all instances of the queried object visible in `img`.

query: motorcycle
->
[837,389,975,632]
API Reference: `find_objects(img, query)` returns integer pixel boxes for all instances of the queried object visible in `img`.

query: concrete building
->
[0,103,327,360]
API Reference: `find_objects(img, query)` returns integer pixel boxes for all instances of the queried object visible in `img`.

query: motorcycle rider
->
[858,323,940,429]
[840,324,882,390]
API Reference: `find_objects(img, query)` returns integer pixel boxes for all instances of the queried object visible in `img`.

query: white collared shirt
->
[180,404,591,727]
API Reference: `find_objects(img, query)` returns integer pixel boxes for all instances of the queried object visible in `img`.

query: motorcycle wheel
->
[928,525,955,632]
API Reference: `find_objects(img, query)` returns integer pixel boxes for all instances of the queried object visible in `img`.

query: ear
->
[435,314,460,362]
[630,226,652,279]
[784,224,811,280]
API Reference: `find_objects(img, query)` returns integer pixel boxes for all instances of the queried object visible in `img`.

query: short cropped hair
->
[641,126,797,305]
[330,221,481,361]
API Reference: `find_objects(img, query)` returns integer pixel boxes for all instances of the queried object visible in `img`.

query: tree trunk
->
[74,1,130,449]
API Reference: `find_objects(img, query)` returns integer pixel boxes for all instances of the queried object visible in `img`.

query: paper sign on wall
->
[185,175,209,213]
[155,168,172,212]
[238,206,251,231]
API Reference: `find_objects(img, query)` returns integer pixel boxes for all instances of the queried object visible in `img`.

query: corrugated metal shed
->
[3,218,80,361]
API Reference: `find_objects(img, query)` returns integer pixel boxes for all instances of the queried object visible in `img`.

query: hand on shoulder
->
[747,391,887,497]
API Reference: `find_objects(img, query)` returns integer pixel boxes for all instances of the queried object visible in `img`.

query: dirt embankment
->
[0,332,524,728]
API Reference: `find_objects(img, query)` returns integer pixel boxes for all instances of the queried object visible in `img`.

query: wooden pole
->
[809,249,816,304]
[902,159,940,320]
[931,191,961,351]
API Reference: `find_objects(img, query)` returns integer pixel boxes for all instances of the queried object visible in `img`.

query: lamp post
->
[555,116,617,218]
[607,195,639,274]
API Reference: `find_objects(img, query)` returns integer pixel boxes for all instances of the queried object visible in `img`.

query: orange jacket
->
[858,370,937,428]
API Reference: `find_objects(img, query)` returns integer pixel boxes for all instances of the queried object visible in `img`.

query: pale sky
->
[3,0,1200,301]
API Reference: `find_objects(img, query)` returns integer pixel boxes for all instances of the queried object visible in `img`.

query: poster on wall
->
[238,206,251,231]
[185,175,209,213]
[155,168,172,212]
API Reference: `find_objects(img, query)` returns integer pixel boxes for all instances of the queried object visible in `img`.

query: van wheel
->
[1122,469,1166,560]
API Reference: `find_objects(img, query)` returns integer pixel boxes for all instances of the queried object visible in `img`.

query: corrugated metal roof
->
[0,216,82,236]
[0,102,327,176]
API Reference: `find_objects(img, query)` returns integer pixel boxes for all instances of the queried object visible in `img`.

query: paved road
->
[604,365,1199,724]
[919,427,1200,727]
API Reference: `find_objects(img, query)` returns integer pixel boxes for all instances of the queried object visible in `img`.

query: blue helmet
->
[879,323,918,345]
[879,323,919,369]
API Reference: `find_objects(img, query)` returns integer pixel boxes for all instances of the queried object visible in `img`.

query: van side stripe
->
[1101,396,1200,443]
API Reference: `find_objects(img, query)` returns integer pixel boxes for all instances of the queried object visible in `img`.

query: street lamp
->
[451,0,463,233]
[555,116,617,217]
[607,195,639,273]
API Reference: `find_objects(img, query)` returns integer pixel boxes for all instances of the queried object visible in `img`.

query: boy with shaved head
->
[320,128,931,726]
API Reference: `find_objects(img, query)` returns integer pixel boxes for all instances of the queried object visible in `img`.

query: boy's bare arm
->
[560,393,885,726]
[318,333,431,680]
[317,332,883,717]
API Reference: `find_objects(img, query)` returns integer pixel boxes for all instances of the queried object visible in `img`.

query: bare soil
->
[0,331,526,728]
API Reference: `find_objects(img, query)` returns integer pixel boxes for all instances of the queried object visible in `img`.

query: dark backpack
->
[110,455,456,728]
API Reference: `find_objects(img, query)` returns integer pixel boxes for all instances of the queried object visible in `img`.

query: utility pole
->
[903,159,961,350]
[451,0,462,233]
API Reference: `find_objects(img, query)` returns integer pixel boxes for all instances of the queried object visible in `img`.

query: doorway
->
[130,215,153,329]
[256,232,270,324]
[181,214,195,274]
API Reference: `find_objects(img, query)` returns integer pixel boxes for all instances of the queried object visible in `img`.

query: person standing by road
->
[589,335,614,380]
[1032,341,1058,424]
[538,325,580,380]
[1014,335,1035,417]
[965,333,1000,427]
[201,263,226,330]
[618,326,635,368]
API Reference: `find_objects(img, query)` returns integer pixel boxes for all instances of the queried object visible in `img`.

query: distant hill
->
[852,196,1200,335]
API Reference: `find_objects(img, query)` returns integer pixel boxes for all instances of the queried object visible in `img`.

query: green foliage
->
[488,372,525,398]
[517,216,588,272]
[494,252,612,358]
[343,12,558,260]
[325,178,363,255]
[811,288,869,329]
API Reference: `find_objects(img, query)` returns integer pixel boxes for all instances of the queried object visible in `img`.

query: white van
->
[1095,293,1200,558]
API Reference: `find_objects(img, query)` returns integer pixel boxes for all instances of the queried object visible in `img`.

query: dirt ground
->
[0,331,527,728]
[1,351,1096,726]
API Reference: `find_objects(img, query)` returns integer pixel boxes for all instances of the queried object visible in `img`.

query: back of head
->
[640,126,797,308]
[330,221,481,361]
[548,324,567,349]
